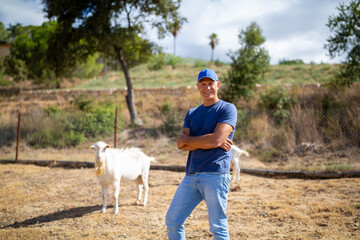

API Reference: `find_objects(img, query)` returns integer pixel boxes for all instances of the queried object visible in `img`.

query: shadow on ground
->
[1,205,101,229]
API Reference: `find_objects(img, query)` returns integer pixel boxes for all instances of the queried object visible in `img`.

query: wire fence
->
[1,105,359,171]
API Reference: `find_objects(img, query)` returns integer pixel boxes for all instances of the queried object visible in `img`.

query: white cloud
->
[0,0,46,26]
[0,0,351,64]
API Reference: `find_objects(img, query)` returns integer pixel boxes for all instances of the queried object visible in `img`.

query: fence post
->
[15,112,21,163]
[114,107,118,148]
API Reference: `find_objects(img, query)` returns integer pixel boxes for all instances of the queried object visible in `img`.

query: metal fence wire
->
[232,106,360,163]
[1,105,359,170]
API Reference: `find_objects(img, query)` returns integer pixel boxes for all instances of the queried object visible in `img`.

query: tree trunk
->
[114,46,143,126]
[173,36,176,56]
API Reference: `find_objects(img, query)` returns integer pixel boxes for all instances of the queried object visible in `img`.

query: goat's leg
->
[142,173,149,206]
[233,156,241,183]
[136,185,143,205]
[143,183,149,206]
[113,181,120,214]
[101,186,107,213]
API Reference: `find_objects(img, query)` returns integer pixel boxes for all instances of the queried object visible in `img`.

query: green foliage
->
[214,59,225,67]
[0,65,13,86]
[72,94,94,111]
[258,86,296,125]
[209,33,219,62]
[159,102,182,137]
[325,162,350,171]
[278,59,304,65]
[222,22,270,101]
[0,78,12,87]
[4,22,58,84]
[325,0,360,88]
[0,22,9,42]
[28,97,123,148]
[165,54,183,68]
[74,102,120,138]
[3,57,28,81]
[254,147,283,163]
[72,52,104,79]
[193,59,208,68]
[166,11,187,56]
[148,54,166,71]
[328,63,360,89]
[43,0,183,75]
[28,111,86,148]
[233,109,267,145]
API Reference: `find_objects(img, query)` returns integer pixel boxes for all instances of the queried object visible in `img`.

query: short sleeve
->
[183,110,191,129]
[219,103,237,129]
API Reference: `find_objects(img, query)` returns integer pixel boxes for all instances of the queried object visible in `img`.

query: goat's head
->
[89,141,110,176]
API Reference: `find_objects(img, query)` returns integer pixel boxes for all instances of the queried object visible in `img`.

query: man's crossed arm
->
[177,123,233,152]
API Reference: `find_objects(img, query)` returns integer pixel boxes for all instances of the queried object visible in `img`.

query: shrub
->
[165,54,183,68]
[72,94,95,111]
[278,59,304,65]
[147,54,166,71]
[193,59,208,68]
[258,86,297,125]
[27,112,86,148]
[159,102,182,137]
[3,57,28,81]
[72,53,104,79]
[253,147,285,163]
[26,98,123,148]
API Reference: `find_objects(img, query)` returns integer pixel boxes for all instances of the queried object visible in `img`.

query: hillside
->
[0,63,359,173]
[69,63,340,89]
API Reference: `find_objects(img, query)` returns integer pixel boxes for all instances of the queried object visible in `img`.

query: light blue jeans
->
[166,172,231,240]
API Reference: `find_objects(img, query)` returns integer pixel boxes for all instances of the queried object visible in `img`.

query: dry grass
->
[0,164,359,239]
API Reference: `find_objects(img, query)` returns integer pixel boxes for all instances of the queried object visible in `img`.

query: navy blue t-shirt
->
[183,100,237,174]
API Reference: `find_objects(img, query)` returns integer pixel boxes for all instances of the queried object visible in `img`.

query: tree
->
[4,22,58,83]
[0,22,9,43]
[209,33,219,62]
[166,12,187,56]
[42,0,184,126]
[325,0,360,88]
[221,22,270,101]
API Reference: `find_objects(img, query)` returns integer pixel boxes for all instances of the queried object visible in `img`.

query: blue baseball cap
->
[197,69,219,83]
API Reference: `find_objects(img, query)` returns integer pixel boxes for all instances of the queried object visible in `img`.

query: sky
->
[0,0,351,64]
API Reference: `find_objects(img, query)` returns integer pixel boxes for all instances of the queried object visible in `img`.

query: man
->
[166,69,237,240]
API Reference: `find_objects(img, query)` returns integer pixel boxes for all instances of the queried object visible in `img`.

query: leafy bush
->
[214,59,225,66]
[0,65,13,86]
[72,94,94,111]
[234,109,253,143]
[278,59,304,65]
[72,53,104,79]
[193,59,208,68]
[258,86,297,125]
[165,54,183,68]
[3,57,28,81]
[27,111,86,148]
[159,102,182,137]
[147,54,166,71]
[254,147,285,163]
[27,98,123,148]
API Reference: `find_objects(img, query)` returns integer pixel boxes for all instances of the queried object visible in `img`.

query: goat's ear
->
[89,145,96,150]
[105,145,110,149]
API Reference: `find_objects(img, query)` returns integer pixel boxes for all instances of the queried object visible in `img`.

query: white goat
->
[231,145,250,183]
[90,141,155,214]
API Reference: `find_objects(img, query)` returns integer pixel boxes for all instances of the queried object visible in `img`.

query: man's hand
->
[178,128,198,151]
[219,138,233,152]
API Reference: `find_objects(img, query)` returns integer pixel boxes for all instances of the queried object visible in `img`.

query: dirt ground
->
[0,164,359,240]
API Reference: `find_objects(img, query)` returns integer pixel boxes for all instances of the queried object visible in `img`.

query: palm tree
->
[209,33,219,62]
[167,13,187,56]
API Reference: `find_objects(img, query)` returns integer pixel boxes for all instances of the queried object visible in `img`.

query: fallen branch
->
[1,159,360,179]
